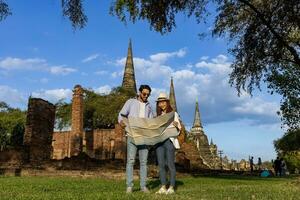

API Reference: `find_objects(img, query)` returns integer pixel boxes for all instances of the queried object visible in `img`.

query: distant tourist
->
[257,157,262,171]
[118,85,154,193]
[155,92,181,195]
[280,158,287,176]
[273,157,282,176]
[249,156,254,173]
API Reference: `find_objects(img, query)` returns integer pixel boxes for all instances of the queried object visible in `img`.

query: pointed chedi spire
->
[210,138,214,145]
[169,76,177,112]
[122,39,137,93]
[192,98,203,128]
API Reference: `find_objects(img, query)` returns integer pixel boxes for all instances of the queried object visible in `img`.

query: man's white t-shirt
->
[139,101,146,118]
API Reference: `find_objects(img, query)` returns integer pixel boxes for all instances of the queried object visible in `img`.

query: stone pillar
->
[69,85,84,157]
[24,98,56,165]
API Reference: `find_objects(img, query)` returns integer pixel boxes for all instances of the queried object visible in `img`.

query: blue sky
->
[0,1,284,161]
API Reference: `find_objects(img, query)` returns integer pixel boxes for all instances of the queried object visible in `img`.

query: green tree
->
[274,129,300,153]
[55,100,72,131]
[0,123,10,151]
[212,0,300,130]
[84,86,136,129]
[55,87,135,130]
[274,129,300,172]
[0,101,26,151]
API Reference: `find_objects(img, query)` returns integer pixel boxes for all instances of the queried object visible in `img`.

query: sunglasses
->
[141,92,150,97]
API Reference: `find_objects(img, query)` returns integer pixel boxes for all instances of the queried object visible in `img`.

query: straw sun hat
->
[156,92,169,102]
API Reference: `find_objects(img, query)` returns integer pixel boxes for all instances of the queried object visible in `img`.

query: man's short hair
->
[139,85,152,93]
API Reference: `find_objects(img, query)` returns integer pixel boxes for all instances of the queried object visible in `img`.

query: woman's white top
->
[162,111,181,149]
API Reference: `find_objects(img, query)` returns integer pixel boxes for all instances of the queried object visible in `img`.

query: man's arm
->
[118,99,131,125]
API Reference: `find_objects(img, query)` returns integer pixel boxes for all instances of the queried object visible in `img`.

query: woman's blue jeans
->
[156,139,176,187]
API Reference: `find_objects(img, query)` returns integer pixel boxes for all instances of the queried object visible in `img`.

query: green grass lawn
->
[0,175,299,200]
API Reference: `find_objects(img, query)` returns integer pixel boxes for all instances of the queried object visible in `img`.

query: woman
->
[155,92,181,194]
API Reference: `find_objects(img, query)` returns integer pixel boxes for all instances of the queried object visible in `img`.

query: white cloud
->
[0,57,46,70]
[49,66,77,75]
[0,85,26,107]
[185,63,193,69]
[111,71,123,78]
[195,54,231,75]
[0,57,77,75]
[150,54,280,125]
[149,48,187,63]
[115,48,187,81]
[94,85,111,95]
[82,54,100,63]
[32,89,72,103]
[95,70,108,75]
[232,97,279,116]
[106,51,280,126]
[200,56,209,60]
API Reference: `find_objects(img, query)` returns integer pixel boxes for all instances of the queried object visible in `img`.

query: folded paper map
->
[123,111,179,145]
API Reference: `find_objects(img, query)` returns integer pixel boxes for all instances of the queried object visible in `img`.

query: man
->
[273,157,282,176]
[118,85,154,193]
[257,157,262,171]
[250,156,254,173]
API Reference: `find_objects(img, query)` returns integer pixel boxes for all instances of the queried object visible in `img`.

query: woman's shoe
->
[126,187,132,194]
[155,186,167,194]
[166,187,175,194]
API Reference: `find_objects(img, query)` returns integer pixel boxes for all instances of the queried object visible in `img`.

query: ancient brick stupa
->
[189,99,220,168]
[121,39,137,94]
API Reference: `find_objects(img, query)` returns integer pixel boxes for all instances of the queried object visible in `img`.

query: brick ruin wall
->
[23,98,55,165]
[1,86,207,171]
[0,148,25,169]
[52,124,126,161]
[52,131,71,160]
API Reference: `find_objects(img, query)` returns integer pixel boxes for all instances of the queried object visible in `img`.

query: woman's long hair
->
[156,100,173,116]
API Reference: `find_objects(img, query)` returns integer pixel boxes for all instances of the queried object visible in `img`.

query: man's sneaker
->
[141,187,150,193]
[166,187,175,194]
[126,187,133,194]
[155,186,167,194]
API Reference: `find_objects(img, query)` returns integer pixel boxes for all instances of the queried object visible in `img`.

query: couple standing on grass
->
[118,84,181,195]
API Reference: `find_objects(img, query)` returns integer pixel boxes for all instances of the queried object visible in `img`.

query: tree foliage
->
[55,87,136,130]
[0,102,26,151]
[61,0,87,29]
[274,129,300,153]
[213,0,300,130]
[111,0,209,34]
[274,129,300,172]
[55,100,72,131]
[0,0,10,22]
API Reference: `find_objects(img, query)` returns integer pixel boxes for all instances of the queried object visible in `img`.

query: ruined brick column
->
[24,98,56,165]
[69,85,84,157]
